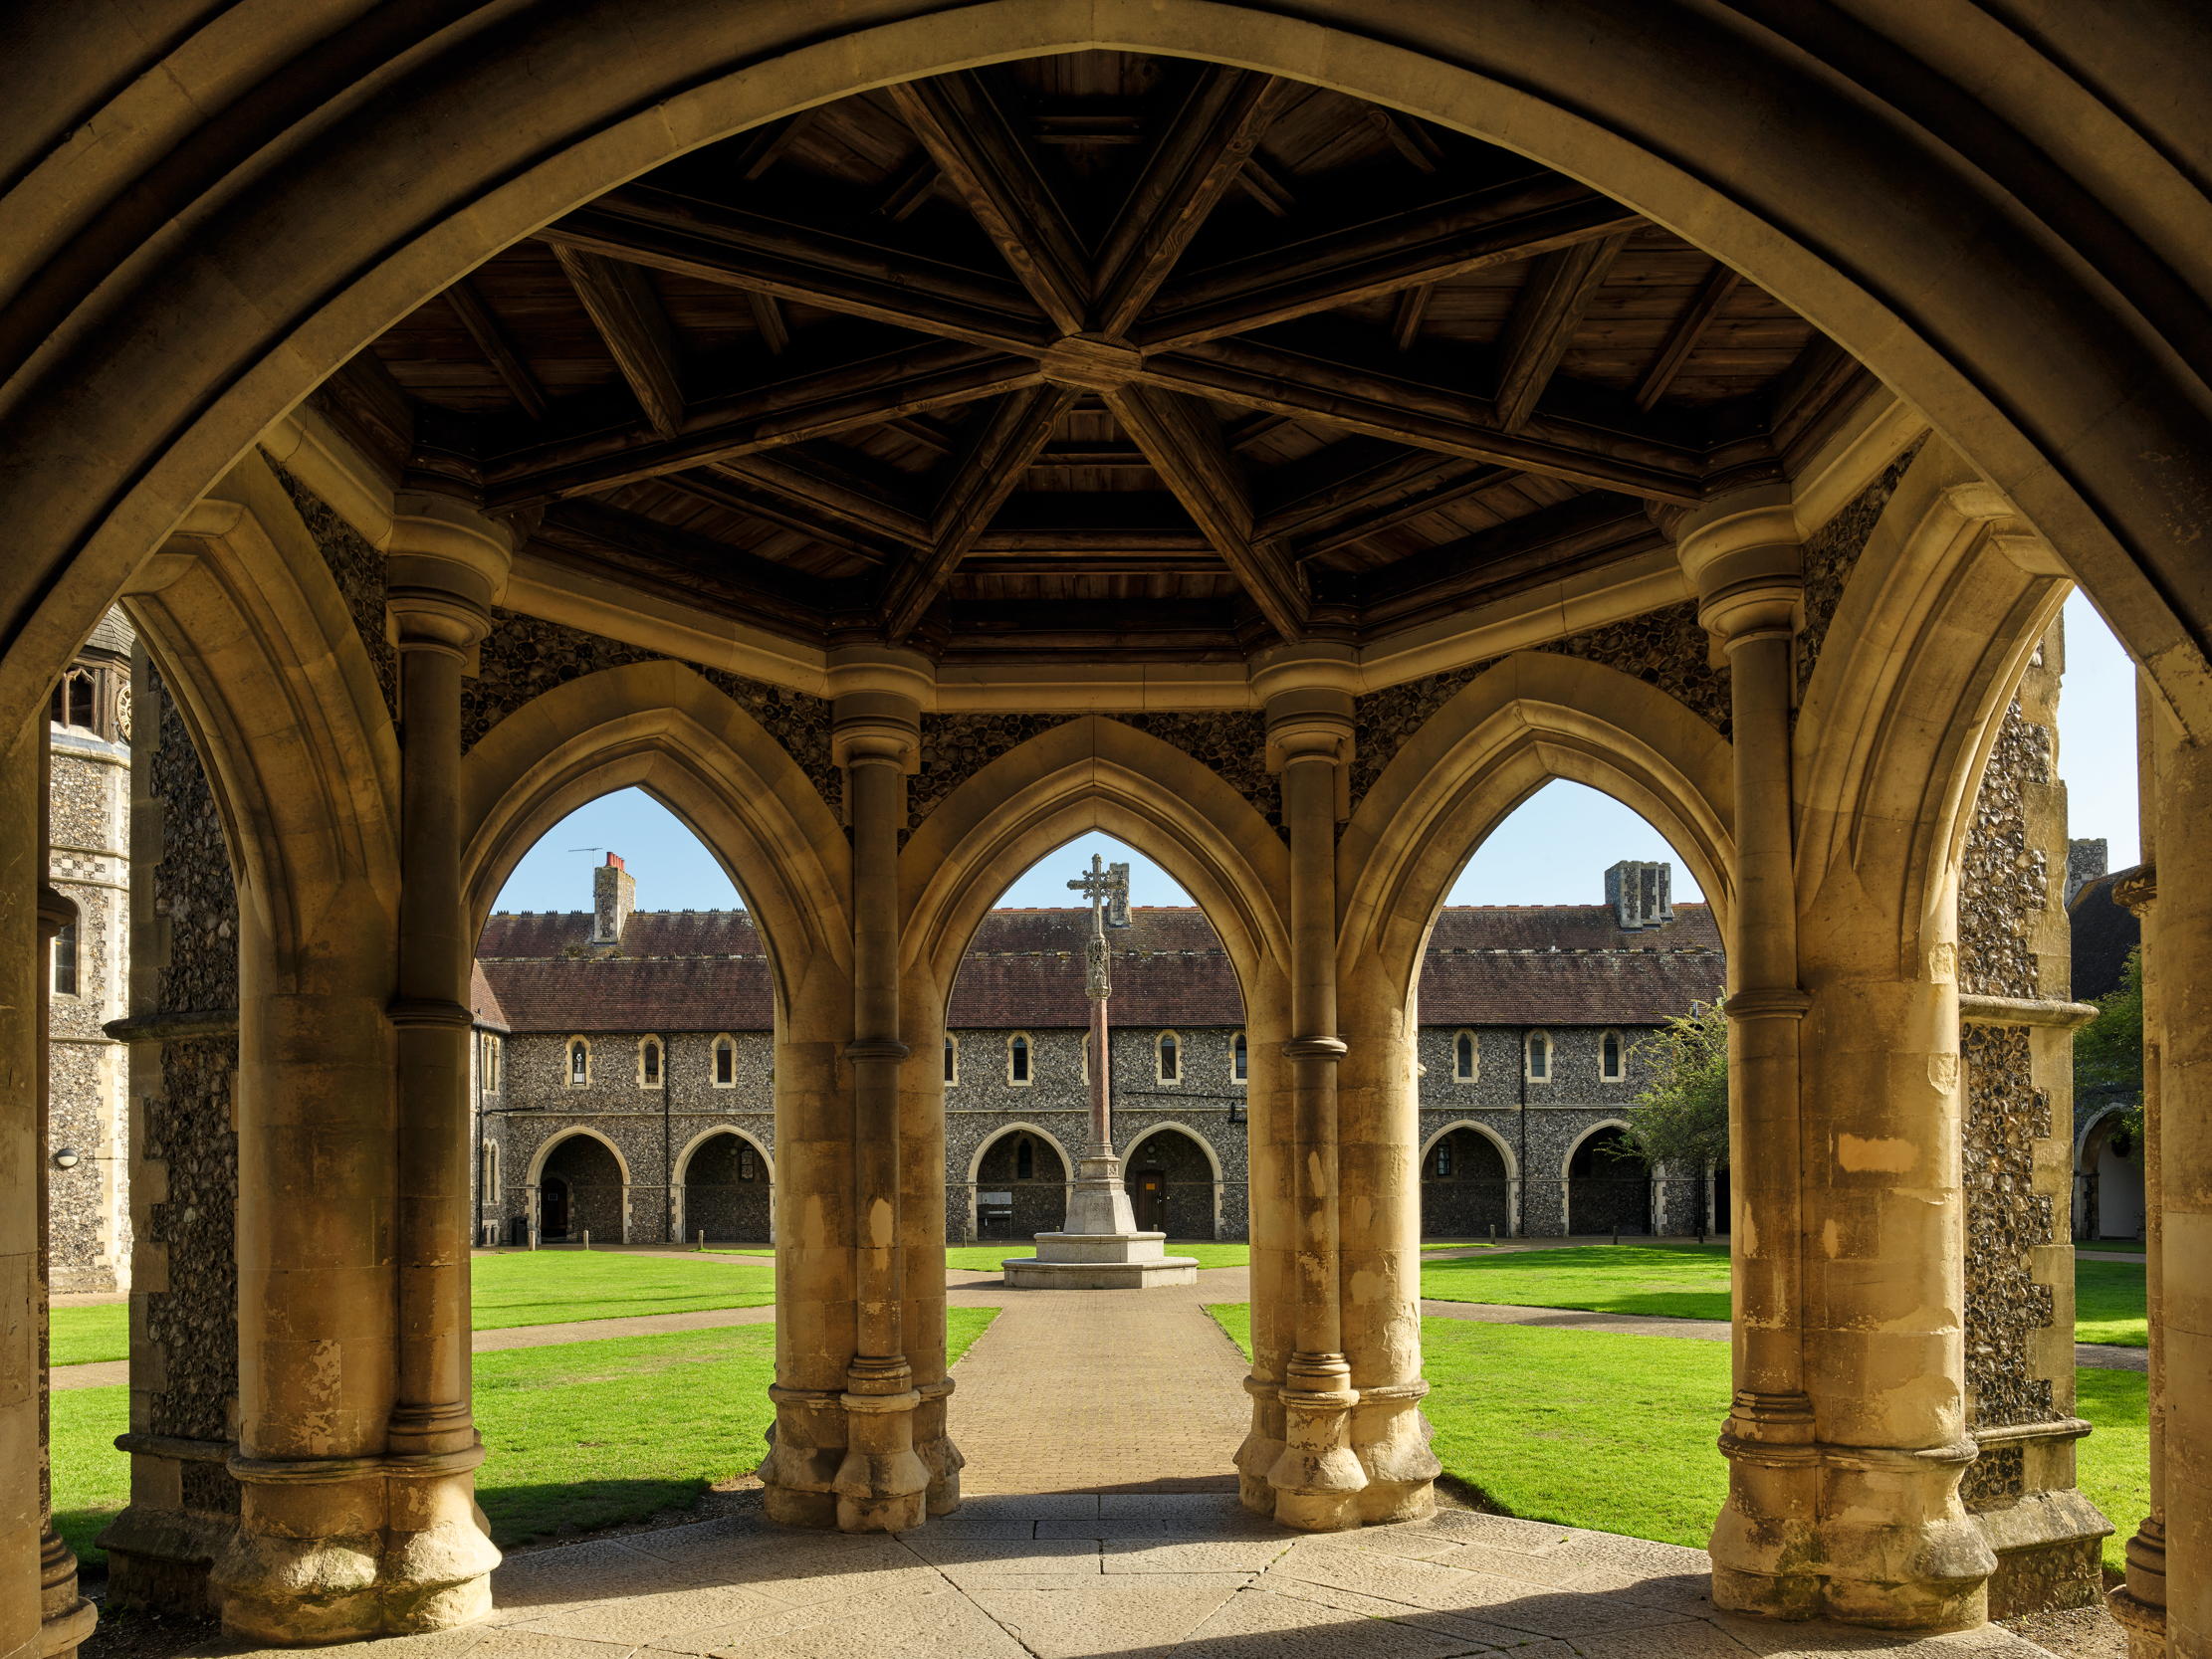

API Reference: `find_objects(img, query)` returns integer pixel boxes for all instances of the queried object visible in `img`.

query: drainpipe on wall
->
[1517,1025,1528,1238]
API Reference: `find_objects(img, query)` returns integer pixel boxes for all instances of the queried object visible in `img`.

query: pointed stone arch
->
[1340,651,1735,1003]
[1418,1119,1520,1187]
[459,657,849,1010]
[672,1125,775,1245]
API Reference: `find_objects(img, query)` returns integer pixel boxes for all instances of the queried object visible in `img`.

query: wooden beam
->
[1137,337,1707,503]
[483,342,1039,508]
[1391,285,1433,351]
[659,471,900,566]
[733,112,812,183]
[544,185,1052,355]
[715,455,930,547]
[444,278,549,420]
[748,292,789,355]
[1093,69,1288,335]
[1356,493,1665,631]
[1106,383,1306,639]
[880,385,1075,638]
[1367,108,1442,173]
[875,157,939,223]
[550,245,685,439]
[887,74,1090,335]
[532,499,835,632]
[1256,448,1515,554]
[1493,232,1633,432]
[1138,179,1644,351]
[1236,156,1295,217]
[1636,264,1743,410]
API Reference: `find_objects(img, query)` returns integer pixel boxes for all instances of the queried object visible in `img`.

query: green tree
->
[2076,946,2145,1142]
[1617,1000,1730,1169]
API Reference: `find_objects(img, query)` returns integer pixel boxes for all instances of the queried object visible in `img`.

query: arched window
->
[49,921,78,998]
[481,1141,501,1203]
[1453,1030,1477,1083]
[567,1038,590,1087]
[1525,1030,1551,1082]
[1230,1031,1248,1085]
[943,1033,960,1085]
[1007,1033,1031,1085]
[1157,1031,1181,1083]
[479,1031,503,1095]
[713,1034,737,1088]
[639,1036,663,1088]
[1601,1030,1625,1082]
[1015,1137,1035,1179]
[51,670,96,731]
[1080,1030,1090,1085]
[1435,1140,1453,1177]
[739,1142,758,1181]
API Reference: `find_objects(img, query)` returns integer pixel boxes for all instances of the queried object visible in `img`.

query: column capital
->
[828,647,927,772]
[1262,677,1355,775]
[1675,484,1803,645]
[383,491,514,654]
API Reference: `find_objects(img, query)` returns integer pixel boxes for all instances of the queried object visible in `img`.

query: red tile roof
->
[472,904,1723,1032]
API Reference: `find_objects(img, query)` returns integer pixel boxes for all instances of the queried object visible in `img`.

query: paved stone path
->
[945,1273,1250,1494]
[206,1493,2059,1658]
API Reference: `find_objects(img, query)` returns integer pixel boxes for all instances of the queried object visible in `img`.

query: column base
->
[829,1358,930,1534]
[41,1524,97,1658]
[1712,1405,1995,1633]
[915,1378,964,1518]
[1973,1488,2111,1617]
[1350,1384,1439,1525]
[211,1449,499,1645]
[761,1385,845,1529]
[2109,1516,2167,1659]
[1235,1373,1286,1519]
[1266,1353,1368,1532]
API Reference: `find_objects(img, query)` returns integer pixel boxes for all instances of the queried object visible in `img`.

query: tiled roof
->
[2069,870,2140,1003]
[470,961,512,1032]
[472,904,1724,1032]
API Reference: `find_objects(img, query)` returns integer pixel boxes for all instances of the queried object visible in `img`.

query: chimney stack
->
[1605,860,1674,931]
[592,852,635,945]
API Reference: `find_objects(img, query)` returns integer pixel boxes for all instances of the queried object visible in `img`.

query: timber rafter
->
[378,56,1821,651]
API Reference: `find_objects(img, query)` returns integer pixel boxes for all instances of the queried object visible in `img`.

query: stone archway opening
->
[1567,1125,1653,1238]
[1122,1127,1219,1240]
[535,1133,626,1244]
[2077,1110,2145,1244]
[1420,1125,1513,1241]
[678,1131,773,1244]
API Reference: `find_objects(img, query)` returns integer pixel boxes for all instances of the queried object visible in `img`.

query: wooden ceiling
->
[331,52,1855,661]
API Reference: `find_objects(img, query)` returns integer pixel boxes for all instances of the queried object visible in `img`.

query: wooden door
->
[542,1177,569,1239]
[1134,1170,1167,1233]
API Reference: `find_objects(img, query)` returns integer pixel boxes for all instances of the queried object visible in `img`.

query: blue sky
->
[492,588,2139,914]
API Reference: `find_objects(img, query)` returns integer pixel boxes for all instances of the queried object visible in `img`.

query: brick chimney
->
[592,852,635,945]
[1605,859,1674,931]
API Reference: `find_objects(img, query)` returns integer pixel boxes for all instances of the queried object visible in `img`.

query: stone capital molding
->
[385,491,515,653]
[1675,483,1803,642]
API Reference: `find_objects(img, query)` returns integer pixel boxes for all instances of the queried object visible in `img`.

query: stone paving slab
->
[182,1508,2065,1658]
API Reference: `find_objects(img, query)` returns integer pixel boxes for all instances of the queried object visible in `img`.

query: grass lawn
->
[47,1251,782,1370]
[2076,1240,2146,1255]
[50,1303,127,1366]
[1419,1244,2149,1348]
[1206,1304,2145,1573]
[2078,1260,2150,1346]
[52,1307,1000,1567]
[1421,1245,1732,1322]
[710,1240,1253,1271]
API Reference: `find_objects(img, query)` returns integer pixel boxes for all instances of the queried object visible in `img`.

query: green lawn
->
[1206,1304,2146,1573]
[711,1240,1253,1271]
[2077,1240,2147,1255]
[2078,1260,2150,1347]
[50,1303,127,1366]
[47,1252,783,1371]
[1419,1244,2148,1348]
[1421,1244,1733,1322]
[53,1307,1000,1566]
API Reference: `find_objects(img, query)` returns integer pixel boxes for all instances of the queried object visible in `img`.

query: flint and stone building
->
[472,855,1724,1246]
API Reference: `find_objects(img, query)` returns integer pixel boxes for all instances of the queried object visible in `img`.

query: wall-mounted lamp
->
[1226,1103,1245,1126]
[53,1147,80,1169]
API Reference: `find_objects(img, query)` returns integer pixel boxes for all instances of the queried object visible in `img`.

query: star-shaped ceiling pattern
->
[350,52,1836,656]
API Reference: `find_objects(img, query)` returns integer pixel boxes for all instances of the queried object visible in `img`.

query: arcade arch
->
[529,1129,631,1244]
[674,1127,774,1245]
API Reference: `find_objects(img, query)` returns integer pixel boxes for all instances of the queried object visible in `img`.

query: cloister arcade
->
[3,7,2209,1656]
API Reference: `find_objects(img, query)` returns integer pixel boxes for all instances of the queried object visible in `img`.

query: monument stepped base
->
[1001,1230,1200,1289]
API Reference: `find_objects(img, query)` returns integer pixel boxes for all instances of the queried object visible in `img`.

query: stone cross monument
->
[1000,854,1199,1288]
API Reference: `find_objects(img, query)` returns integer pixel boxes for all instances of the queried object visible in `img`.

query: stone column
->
[1685,491,1823,1621]
[30,683,99,1656]
[1,712,46,1659]
[210,492,506,1642]
[1260,685,1368,1530]
[2146,702,2212,1658]
[828,679,927,1533]
[101,652,241,1613]
[2108,852,2165,1657]
[1691,488,1992,1631]
[381,496,510,1619]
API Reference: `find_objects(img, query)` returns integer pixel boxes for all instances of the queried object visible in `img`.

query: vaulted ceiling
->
[328,51,1857,661]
